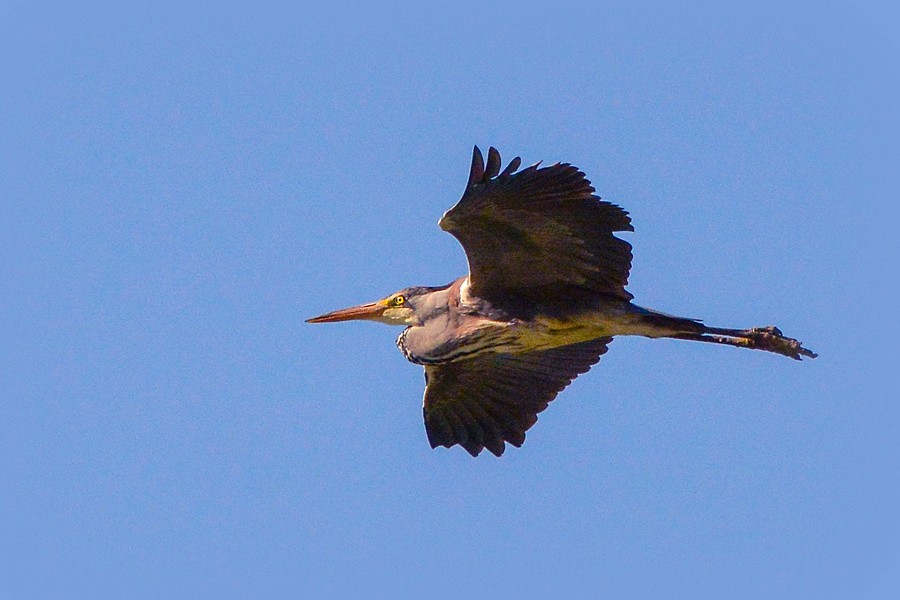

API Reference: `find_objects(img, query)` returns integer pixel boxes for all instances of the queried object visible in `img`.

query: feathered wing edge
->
[422,338,613,456]
[441,146,635,305]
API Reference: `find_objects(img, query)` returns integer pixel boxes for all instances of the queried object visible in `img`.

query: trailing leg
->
[670,325,817,360]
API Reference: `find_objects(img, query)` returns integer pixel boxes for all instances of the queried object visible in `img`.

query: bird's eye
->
[393,295,406,306]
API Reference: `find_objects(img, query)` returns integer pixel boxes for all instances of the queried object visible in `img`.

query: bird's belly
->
[447,311,630,359]
[399,308,651,365]
[513,314,620,350]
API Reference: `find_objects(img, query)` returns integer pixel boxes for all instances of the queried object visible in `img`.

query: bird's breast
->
[397,319,519,365]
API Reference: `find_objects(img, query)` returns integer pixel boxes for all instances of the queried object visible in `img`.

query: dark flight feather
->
[422,338,612,456]
[440,146,634,310]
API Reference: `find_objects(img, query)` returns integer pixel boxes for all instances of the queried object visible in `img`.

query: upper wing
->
[422,338,613,457]
[439,146,634,307]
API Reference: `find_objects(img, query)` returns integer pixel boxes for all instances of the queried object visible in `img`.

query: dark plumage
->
[440,146,634,310]
[423,338,612,456]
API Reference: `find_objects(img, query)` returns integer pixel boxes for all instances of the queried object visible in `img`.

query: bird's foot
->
[744,326,818,360]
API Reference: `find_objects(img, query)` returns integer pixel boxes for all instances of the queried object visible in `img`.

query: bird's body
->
[395,276,691,365]
[308,146,816,457]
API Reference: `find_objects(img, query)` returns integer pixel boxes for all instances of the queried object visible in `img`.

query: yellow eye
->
[393,295,406,306]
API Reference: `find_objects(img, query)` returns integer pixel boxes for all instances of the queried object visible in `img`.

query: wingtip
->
[485,147,502,179]
[464,445,482,458]
[468,145,485,187]
[485,442,506,457]
[499,156,522,177]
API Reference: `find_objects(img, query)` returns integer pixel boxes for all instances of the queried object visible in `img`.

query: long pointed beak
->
[306,301,386,324]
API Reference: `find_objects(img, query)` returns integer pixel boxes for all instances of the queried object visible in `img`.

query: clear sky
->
[2,2,898,599]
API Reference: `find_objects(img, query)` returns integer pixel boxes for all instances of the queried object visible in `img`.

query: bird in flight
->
[308,146,816,457]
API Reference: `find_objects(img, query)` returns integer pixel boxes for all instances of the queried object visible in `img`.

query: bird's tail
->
[637,309,817,361]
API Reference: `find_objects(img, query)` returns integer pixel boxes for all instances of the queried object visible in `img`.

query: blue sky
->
[2,2,898,599]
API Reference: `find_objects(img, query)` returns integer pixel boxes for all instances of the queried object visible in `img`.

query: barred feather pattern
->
[397,322,525,366]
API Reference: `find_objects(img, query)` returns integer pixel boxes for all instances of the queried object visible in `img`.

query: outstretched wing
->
[422,338,613,457]
[439,146,634,308]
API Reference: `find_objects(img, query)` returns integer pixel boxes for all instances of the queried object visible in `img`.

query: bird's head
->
[307,286,448,327]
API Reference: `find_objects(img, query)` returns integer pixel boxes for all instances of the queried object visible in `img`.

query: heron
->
[307,146,816,457]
